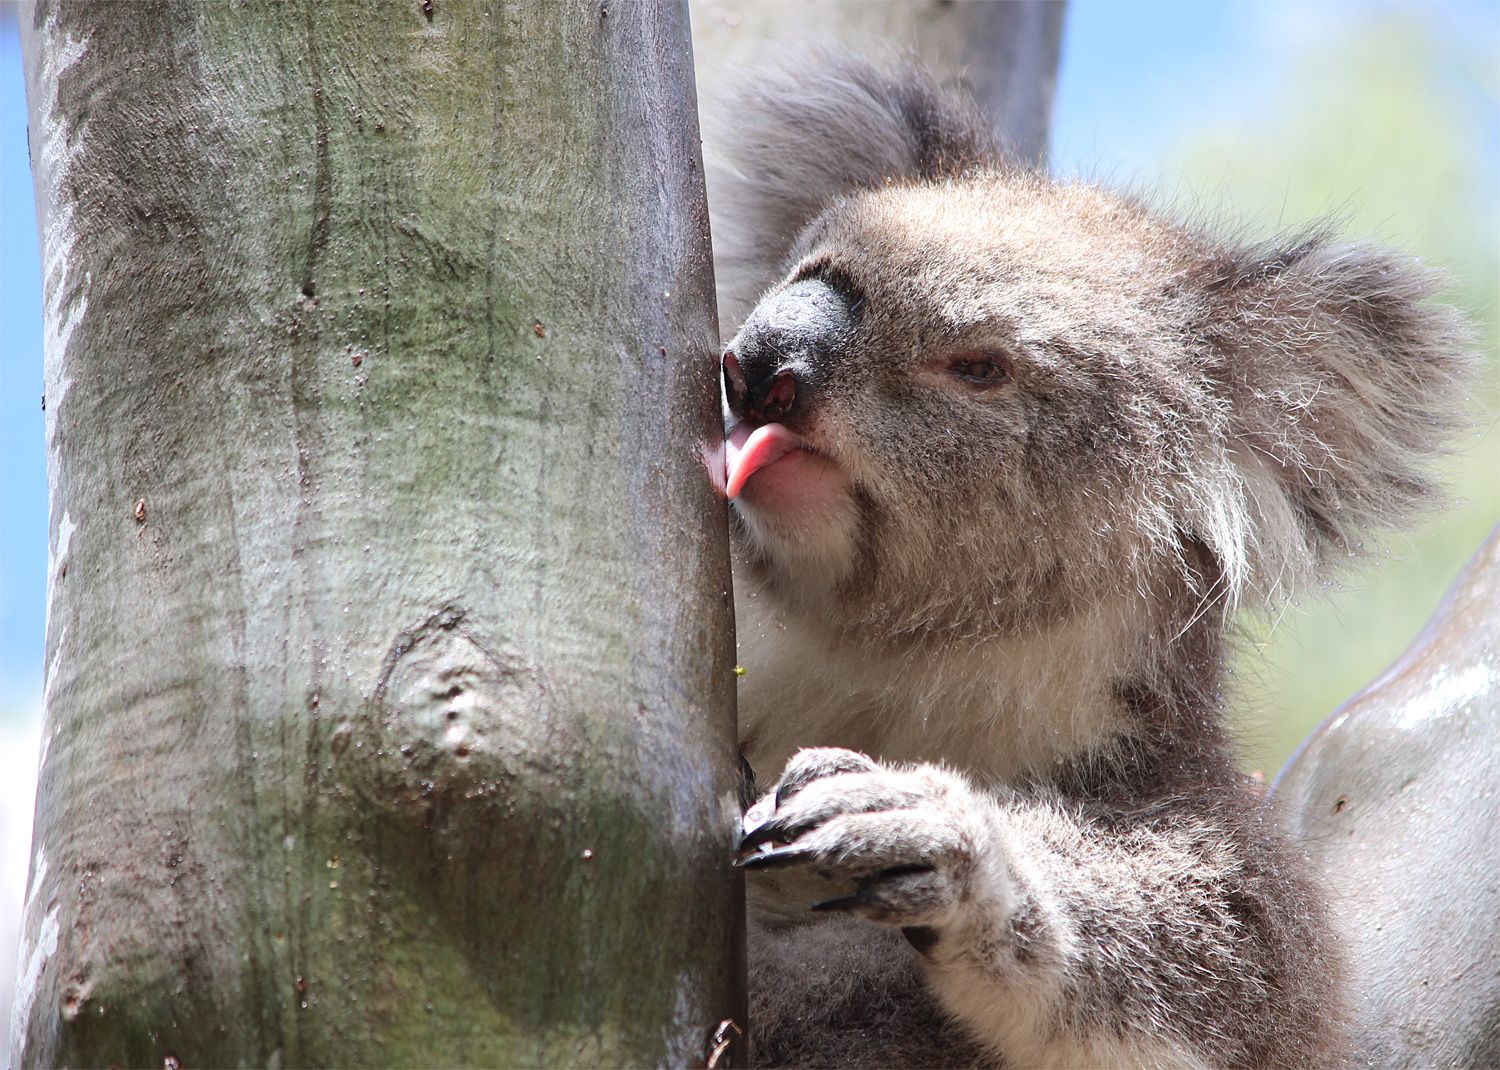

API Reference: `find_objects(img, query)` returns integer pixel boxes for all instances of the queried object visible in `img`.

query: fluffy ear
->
[701,52,996,332]
[1200,232,1475,600]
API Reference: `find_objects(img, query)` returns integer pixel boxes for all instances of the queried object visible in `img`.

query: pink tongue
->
[725,423,812,498]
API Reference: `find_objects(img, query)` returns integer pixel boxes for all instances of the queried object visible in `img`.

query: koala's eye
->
[948,353,1014,387]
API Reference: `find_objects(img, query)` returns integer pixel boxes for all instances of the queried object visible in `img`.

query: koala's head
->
[714,58,1472,643]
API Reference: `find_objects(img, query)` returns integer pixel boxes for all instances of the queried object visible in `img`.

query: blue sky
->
[1,2,1497,726]
[1053,2,1280,181]
[1,8,44,722]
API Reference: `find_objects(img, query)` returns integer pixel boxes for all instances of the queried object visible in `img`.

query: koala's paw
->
[737,747,1000,930]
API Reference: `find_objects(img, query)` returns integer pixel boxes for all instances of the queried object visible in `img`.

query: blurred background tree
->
[1164,13,1499,774]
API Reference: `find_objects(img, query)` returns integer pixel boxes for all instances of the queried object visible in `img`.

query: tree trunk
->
[14,2,742,1066]
[1272,526,1500,1069]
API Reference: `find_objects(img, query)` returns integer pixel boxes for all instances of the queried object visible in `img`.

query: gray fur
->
[703,53,996,331]
[716,56,1475,1069]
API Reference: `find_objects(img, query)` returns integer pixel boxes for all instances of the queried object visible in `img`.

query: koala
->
[709,56,1473,1069]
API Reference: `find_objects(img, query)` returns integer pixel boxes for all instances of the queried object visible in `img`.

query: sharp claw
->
[902,926,942,955]
[737,752,758,811]
[811,893,864,912]
[873,862,935,881]
[735,846,810,871]
[738,820,792,853]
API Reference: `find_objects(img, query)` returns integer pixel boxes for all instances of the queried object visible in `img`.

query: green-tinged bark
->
[15,1,742,1066]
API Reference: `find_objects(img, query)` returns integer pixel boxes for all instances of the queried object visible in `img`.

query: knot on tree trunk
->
[344,605,551,837]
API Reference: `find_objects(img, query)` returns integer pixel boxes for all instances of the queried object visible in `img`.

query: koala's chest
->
[733,601,1125,786]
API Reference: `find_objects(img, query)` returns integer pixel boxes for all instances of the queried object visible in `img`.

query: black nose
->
[722,278,855,425]
[723,352,797,423]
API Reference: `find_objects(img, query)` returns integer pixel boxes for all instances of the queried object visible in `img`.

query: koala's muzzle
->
[723,278,855,427]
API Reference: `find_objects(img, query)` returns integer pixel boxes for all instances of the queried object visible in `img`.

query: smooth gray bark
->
[14,1,742,1066]
[1273,526,1500,1069]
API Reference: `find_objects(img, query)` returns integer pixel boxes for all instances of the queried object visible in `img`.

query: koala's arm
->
[742,749,1339,1070]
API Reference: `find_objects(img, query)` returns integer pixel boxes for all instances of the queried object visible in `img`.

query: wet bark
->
[14,1,741,1066]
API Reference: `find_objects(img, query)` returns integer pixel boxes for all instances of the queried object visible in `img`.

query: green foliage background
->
[1166,14,1499,774]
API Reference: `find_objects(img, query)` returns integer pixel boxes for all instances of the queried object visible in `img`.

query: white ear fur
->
[1204,235,1474,603]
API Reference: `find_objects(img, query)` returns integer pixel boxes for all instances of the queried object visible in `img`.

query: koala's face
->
[724,176,1219,639]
